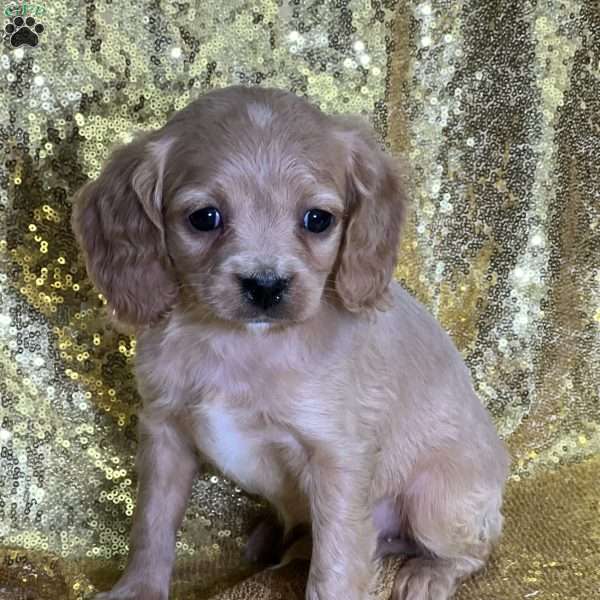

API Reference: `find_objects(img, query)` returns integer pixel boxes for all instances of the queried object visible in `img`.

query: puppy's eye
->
[189,207,222,231]
[303,209,333,233]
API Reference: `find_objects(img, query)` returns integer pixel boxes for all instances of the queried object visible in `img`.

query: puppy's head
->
[72,86,406,328]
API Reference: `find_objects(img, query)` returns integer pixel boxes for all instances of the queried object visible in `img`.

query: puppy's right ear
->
[71,135,178,327]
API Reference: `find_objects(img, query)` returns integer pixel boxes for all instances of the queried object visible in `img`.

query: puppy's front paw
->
[94,582,168,600]
[306,580,368,600]
[393,557,457,600]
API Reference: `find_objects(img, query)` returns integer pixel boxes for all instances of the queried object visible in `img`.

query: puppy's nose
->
[239,272,289,310]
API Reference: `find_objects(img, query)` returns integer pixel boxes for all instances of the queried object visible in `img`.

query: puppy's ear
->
[334,118,407,312]
[71,135,178,326]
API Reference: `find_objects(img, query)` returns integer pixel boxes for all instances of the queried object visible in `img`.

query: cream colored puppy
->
[72,85,510,600]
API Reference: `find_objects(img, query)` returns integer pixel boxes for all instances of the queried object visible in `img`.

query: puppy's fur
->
[72,86,509,600]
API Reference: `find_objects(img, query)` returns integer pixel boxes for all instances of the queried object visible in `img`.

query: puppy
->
[72,85,509,600]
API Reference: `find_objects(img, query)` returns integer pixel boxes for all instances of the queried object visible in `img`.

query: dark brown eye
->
[189,207,222,231]
[303,209,333,233]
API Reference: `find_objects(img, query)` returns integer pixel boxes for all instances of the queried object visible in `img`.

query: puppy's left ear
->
[334,117,407,312]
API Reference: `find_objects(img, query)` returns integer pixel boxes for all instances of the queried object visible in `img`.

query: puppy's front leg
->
[96,411,198,600]
[306,447,377,600]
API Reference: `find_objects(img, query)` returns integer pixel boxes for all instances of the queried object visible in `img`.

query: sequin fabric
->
[0,1,598,599]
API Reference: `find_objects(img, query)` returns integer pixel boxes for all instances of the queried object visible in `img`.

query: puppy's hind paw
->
[244,517,284,565]
[393,557,458,600]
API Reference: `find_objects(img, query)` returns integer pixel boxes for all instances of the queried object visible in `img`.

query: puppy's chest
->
[188,399,303,492]
[185,349,308,484]
[141,326,322,485]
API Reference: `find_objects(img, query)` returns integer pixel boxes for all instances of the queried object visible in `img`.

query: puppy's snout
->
[239,272,290,311]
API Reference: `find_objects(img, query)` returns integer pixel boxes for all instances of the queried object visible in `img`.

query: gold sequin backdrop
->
[0,0,598,598]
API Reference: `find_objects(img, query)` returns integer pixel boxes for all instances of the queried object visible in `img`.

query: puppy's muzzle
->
[238,272,290,311]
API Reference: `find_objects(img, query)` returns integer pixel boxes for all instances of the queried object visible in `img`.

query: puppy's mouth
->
[238,311,294,326]
[244,320,278,333]
[245,317,278,324]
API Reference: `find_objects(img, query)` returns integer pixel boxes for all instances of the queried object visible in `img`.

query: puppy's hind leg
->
[373,497,420,559]
[243,460,311,567]
[392,457,505,600]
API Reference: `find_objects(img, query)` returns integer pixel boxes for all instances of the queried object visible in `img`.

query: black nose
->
[239,273,289,310]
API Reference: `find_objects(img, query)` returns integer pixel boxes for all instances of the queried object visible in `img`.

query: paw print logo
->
[4,16,44,48]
